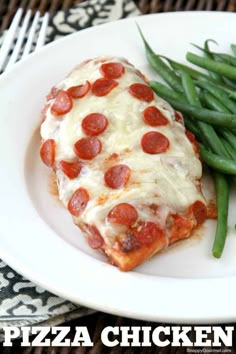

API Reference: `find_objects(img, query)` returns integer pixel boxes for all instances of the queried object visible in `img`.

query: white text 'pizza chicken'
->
[40,56,208,271]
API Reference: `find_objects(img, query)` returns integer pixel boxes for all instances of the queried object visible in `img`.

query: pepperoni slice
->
[132,221,164,246]
[141,131,169,154]
[74,137,102,160]
[87,225,104,249]
[46,86,58,101]
[100,62,125,79]
[170,214,193,242]
[67,81,91,99]
[143,106,169,127]
[59,160,82,179]
[128,83,154,103]
[104,164,130,189]
[92,78,118,97]
[185,130,196,144]
[190,200,207,225]
[82,113,108,136]
[51,90,73,116]
[40,139,55,167]
[107,203,138,227]
[68,188,89,217]
[174,111,184,124]
[185,130,199,154]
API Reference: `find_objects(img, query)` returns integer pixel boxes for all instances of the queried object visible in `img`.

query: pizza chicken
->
[40,56,207,271]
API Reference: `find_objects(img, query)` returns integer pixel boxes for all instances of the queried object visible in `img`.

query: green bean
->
[212,172,229,258]
[160,56,219,82]
[200,80,233,95]
[222,77,236,90]
[197,90,236,154]
[200,92,236,159]
[228,91,236,101]
[149,81,186,102]
[184,117,202,140]
[214,53,236,67]
[137,25,183,93]
[203,39,218,48]
[181,71,201,106]
[217,54,236,67]
[221,138,236,160]
[199,144,236,174]
[180,72,228,156]
[187,52,236,81]
[161,56,234,94]
[231,127,236,135]
[203,40,224,82]
[200,122,229,157]
[202,91,231,113]
[220,130,236,153]
[156,96,236,128]
[202,91,236,154]
[212,55,236,87]
[198,89,208,107]
[191,41,217,54]
[192,43,236,67]
[195,79,236,113]
[231,44,236,57]
[191,44,236,88]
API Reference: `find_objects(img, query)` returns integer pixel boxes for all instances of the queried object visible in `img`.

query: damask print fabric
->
[46,0,140,42]
[0,0,141,338]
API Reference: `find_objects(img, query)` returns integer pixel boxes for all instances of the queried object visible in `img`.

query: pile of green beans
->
[138,25,236,258]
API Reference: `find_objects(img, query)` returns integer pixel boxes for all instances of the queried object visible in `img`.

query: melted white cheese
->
[41,56,205,247]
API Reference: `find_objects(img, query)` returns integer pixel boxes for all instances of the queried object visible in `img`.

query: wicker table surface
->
[1,1,236,353]
[0,0,236,30]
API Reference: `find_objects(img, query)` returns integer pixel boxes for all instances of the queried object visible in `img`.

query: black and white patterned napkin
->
[0,0,141,337]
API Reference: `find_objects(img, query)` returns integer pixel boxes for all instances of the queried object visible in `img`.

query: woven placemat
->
[0,0,235,30]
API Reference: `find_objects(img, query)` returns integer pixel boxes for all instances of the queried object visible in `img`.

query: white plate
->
[1,11,236,324]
